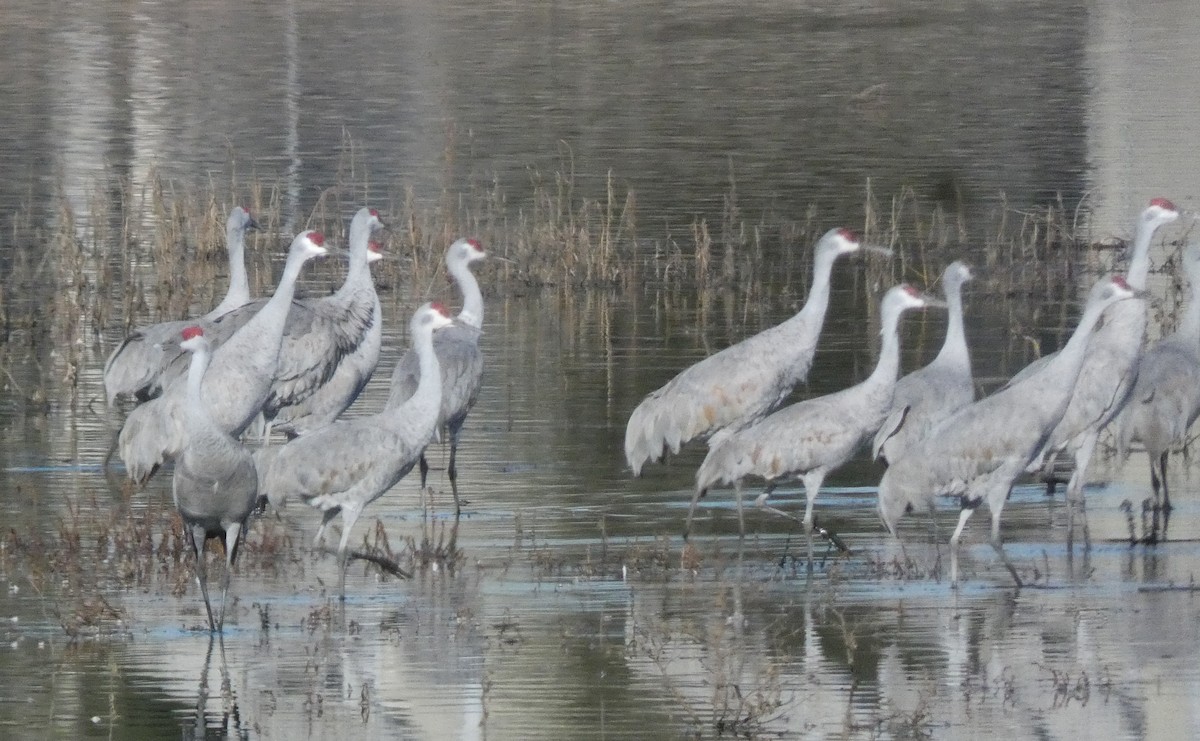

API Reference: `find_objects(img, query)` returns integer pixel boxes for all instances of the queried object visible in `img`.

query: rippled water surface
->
[3,1,1200,739]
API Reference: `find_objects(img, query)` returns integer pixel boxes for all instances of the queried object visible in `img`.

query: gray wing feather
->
[103,320,193,403]
[388,323,482,432]
[118,394,187,482]
[1115,340,1200,460]
[696,385,883,492]
[625,316,819,476]
[262,419,421,509]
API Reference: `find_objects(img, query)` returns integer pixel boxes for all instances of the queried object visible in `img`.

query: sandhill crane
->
[387,237,486,515]
[693,284,941,571]
[878,275,1141,587]
[173,326,258,632]
[1115,240,1200,520]
[873,261,975,465]
[260,303,453,599]
[118,231,328,482]
[103,206,258,404]
[1016,199,1179,544]
[625,228,888,476]
[192,207,386,440]
[266,208,387,438]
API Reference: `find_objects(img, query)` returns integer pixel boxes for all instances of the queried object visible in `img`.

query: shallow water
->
[4,1,1200,740]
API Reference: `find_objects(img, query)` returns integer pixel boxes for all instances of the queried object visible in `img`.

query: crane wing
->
[872,405,909,462]
[625,322,813,475]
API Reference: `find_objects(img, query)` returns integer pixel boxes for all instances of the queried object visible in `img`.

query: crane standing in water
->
[878,276,1141,587]
[625,228,889,477]
[267,208,388,438]
[173,325,258,632]
[1115,240,1200,528]
[118,231,328,482]
[692,284,942,572]
[873,261,975,465]
[260,303,454,599]
[387,238,486,515]
[1014,199,1179,546]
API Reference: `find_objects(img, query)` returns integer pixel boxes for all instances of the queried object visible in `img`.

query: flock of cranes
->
[105,208,486,631]
[104,197,1194,631]
[627,198,1194,587]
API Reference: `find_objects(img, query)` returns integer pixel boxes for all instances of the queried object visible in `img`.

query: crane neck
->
[184,345,213,424]
[867,304,905,387]
[214,225,251,314]
[1128,218,1160,291]
[450,258,484,329]
[388,324,443,427]
[933,282,970,369]
[339,216,375,295]
[797,247,840,325]
[252,248,309,331]
[1046,295,1118,391]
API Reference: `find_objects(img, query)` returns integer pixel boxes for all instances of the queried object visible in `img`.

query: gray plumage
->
[878,276,1140,587]
[386,237,486,515]
[625,228,877,476]
[269,208,386,438]
[873,261,975,465]
[172,326,258,633]
[1114,240,1200,513]
[693,284,938,570]
[118,231,328,482]
[1013,200,1179,541]
[103,206,258,405]
[260,303,454,599]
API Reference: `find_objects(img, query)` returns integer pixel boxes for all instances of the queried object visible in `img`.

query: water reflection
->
[187,636,244,739]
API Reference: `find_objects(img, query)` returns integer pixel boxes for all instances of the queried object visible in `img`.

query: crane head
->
[290,230,328,261]
[880,284,943,328]
[818,227,891,259]
[1089,274,1141,308]
[179,325,209,353]
[411,302,456,337]
[1141,197,1180,231]
[229,206,260,234]
[943,261,973,291]
[367,240,385,264]
[367,208,388,230]
[448,237,487,266]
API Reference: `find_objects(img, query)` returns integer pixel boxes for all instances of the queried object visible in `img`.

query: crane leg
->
[801,472,825,577]
[188,524,216,632]
[419,454,430,490]
[735,481,746,538]
[1064,433,1098,551]
[1159,451,1172,513]
[313,507,340,548]
[1150,451,1172,542]
[685,488,708,540]
[334,504,363,602]
[1149,451,1164,505]
[448,433,462,517]
[948,506,974,588]
[217,522,241,632]
[989,505,1022,587]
